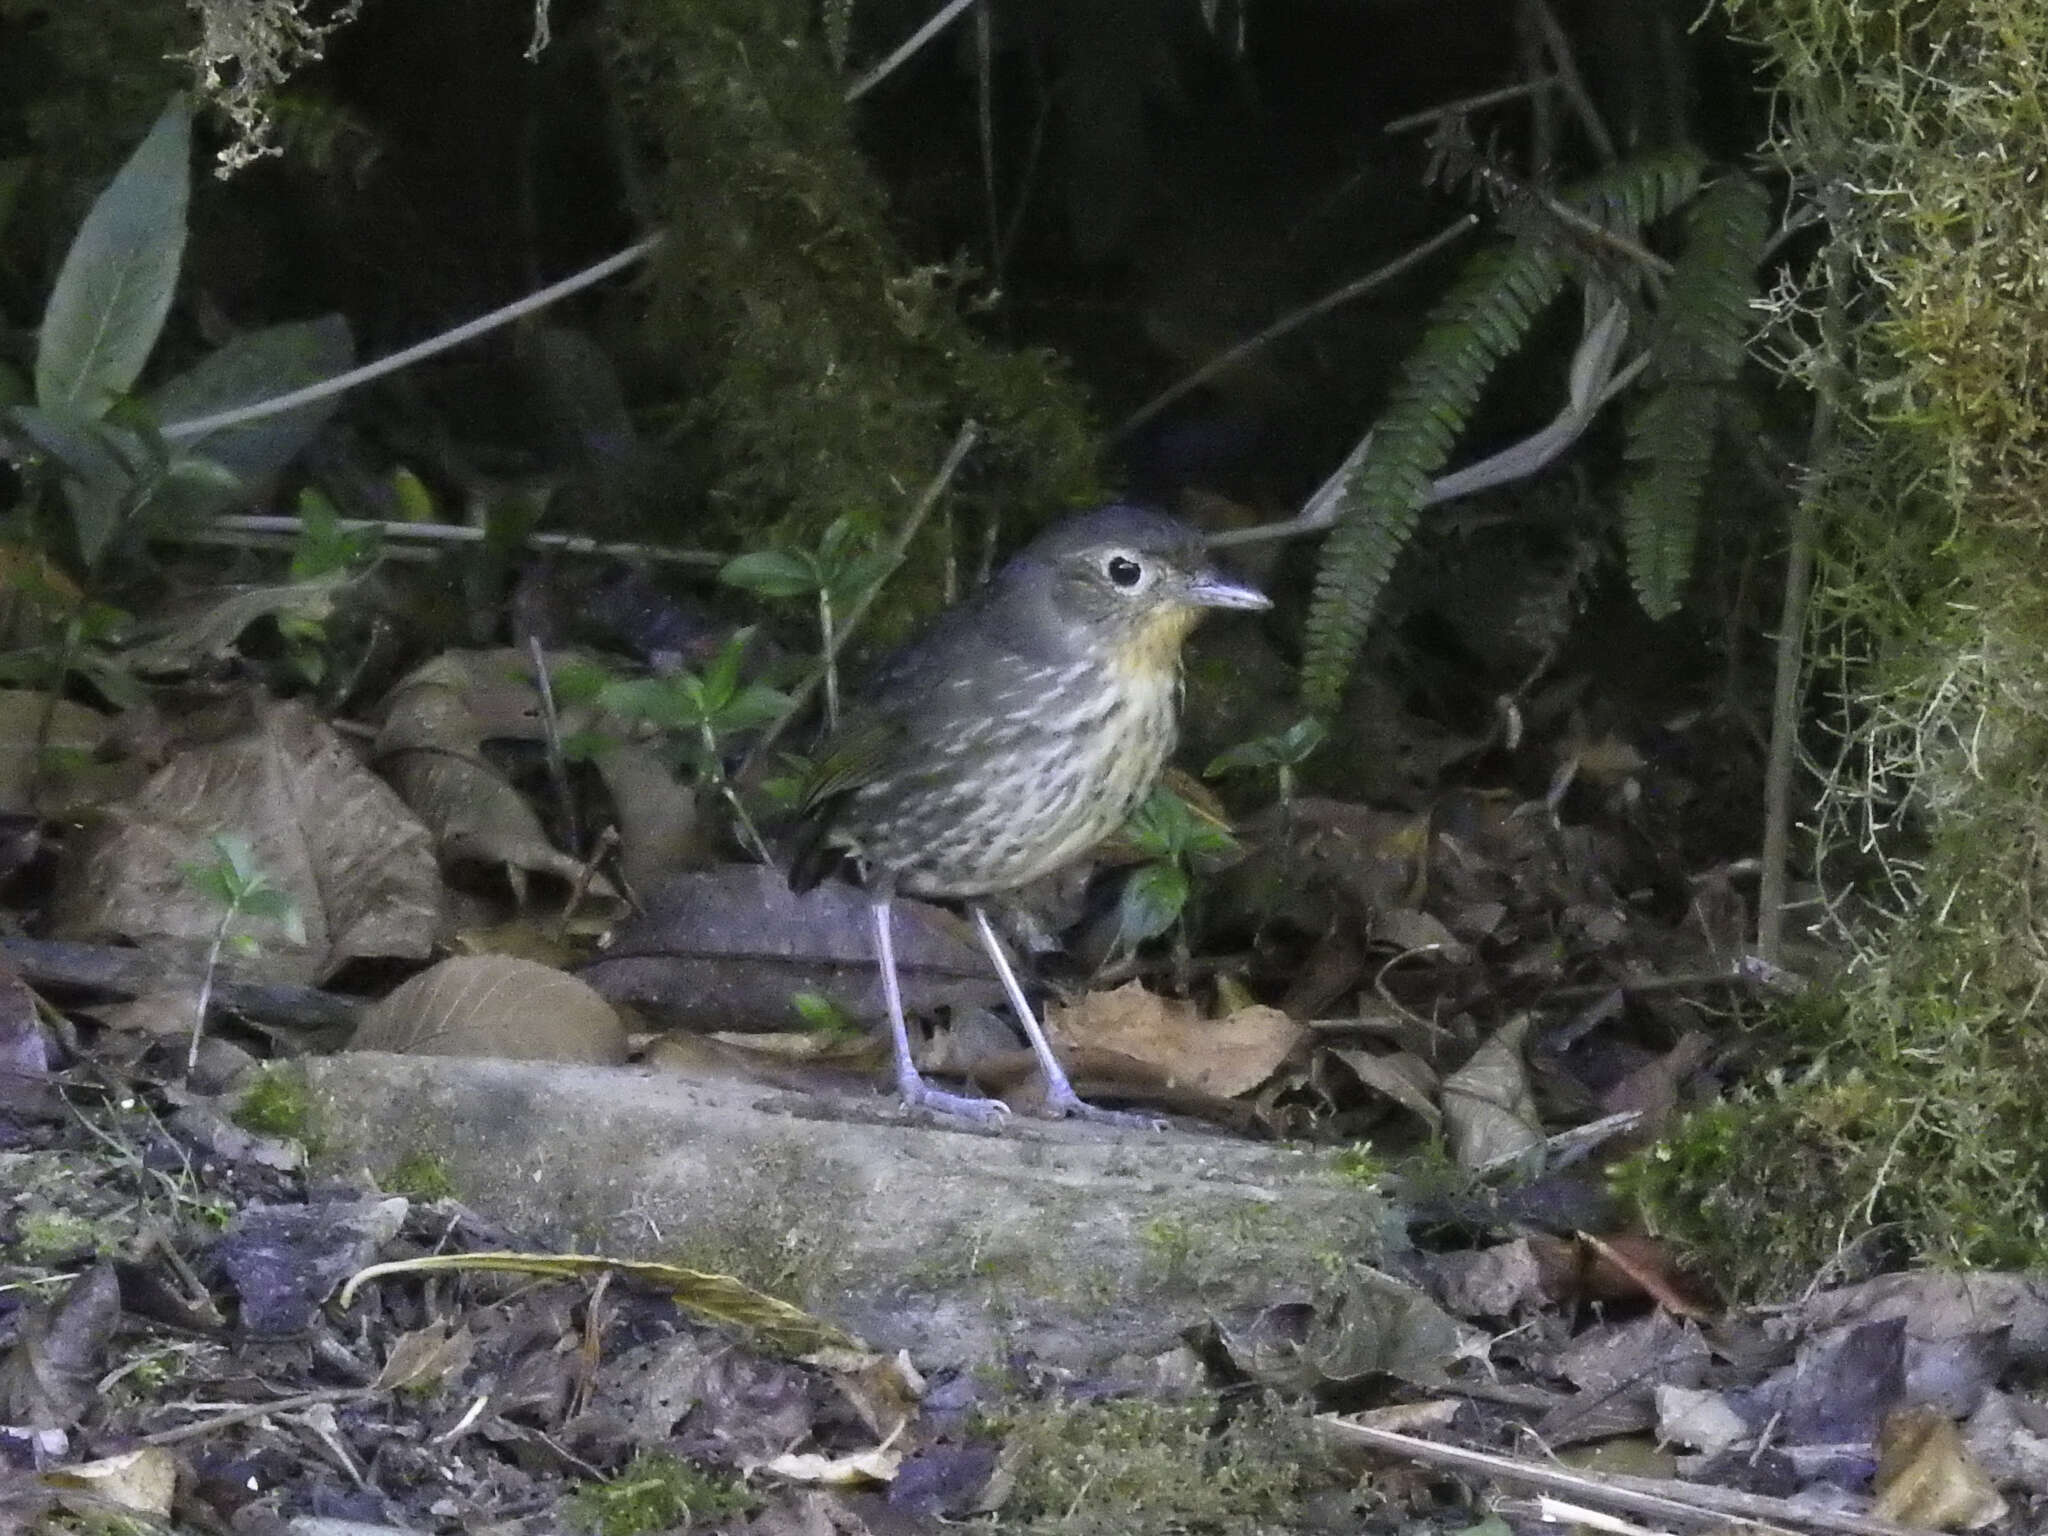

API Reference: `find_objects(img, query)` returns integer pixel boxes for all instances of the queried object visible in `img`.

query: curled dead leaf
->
[354,955,627,1065]
[1048,982,1304,1099]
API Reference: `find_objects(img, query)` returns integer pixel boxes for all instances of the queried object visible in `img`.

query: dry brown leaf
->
[353,954,627,1064]
[1875,1406,2007,1530]
[50,696,439,982]
[1329,1046,1442,1131]
[375,652,600,896]
[1048,981,1303,1098]
[590,740,714,893]
[1575,1232,1715,1316]
[1441,1014,1542,1169]
[44,1447,177,1518]
[118,571,346,675]
[372,1322,476,1392]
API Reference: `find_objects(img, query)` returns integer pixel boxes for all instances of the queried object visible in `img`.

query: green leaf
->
[1278,717,1329,760]
[1118,861,1189,945]
[719,550,818,598]
[791,990,859,1039]
[558,729,616,762]
[599,676,691,730]
[181,859,238,908]
[699,629,756,710]
[5,404,135,488]
[1205,739,1278,778]
[153,314,355,484]
[1123,787,1193,858]
[36,96,192,416]
[713,683,790,734]
[545,656,616,707]
[290,488,378,580]
[825,550,893,604]
[210,832,261,888]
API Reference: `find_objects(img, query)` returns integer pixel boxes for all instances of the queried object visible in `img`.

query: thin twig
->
[162,238,663,442]
[1316,1418,1927,1536]
[1532,188,1676,279]
[194,514,724,567]
[844,0,981,102]
[975,1,999,273]
[142,1386,365,1447]
[1759,198,1846,963]
[1521,0,1616,163]
[1384,77,1561,136]
[527,636,580,854]
[1114,217,1479,441]
[740,422,980,777]
[996,67,1053,282]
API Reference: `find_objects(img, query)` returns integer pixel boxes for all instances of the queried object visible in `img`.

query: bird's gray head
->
[993,504,1270,673]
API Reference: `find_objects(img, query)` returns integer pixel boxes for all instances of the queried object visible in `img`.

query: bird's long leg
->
[871,897,1010,1126]
[968,904,1163,1130]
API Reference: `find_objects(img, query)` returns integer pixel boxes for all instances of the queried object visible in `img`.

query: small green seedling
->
[598,628,789,861]
[1205,717,1328,810]
[180,832,304,1072]
[719,515,890,731]
[1117,786,1238,949]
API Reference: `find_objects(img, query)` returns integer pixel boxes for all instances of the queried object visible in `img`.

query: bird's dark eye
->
[1106,555,1144,588]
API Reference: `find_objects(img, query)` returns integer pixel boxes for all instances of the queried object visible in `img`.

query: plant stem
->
[700,723,773,865]
[818,587,839,734]
[188,905,234,1073]
[1758,196,1849,964]
[740,421,980,778]
[527,636,580,854]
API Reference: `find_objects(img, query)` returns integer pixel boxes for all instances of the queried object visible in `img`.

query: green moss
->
[1138,1216,1197,1289]
[1331,1144,1388,1185]
[1611,0,2048,1293]
[662,1143,851,1304]
[232,1063,317,1145]
[18,1208,100,1262]
[993,1394,1314,1536]
[600,0,1103,633]
[385,1151,456,1202]
[567,1450,758,1536]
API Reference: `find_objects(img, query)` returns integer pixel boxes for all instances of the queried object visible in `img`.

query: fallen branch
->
[1315,1416,1927,1536]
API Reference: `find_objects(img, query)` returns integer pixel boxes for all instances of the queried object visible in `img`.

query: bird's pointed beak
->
[1186,565,1272,612]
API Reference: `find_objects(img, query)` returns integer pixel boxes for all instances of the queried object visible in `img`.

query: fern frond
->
[1621,173,1770,617]
[1568,147,1706,237]
[1620,382,1718,617]
[1301,239,1569,710]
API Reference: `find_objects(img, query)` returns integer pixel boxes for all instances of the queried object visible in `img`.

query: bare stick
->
[1522,0,1616,163]
[143,1387,364,1447]
[1384,77,1561,136]
[975,1,999,271]
[1759,201,1848,962]
[1114,218,1479,442]
[844,0,980,103]
[194,514,724,567]
[1316,1417,1926,1536]
[162,237,663,442]
[741,422,980,776]
[527,636,580,854]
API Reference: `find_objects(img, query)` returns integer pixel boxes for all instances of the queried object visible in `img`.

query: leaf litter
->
[0,286,2035,1528]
